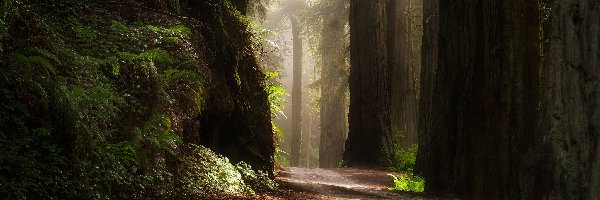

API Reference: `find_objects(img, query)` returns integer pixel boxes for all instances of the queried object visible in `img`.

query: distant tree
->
[290,13,303,167]
[260,0,305,167]
[318,0,348,168]
[389,0,421,148]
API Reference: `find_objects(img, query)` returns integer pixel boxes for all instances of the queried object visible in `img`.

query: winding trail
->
[252,167,450,200]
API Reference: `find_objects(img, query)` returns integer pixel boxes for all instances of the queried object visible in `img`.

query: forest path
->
[252,167,446,200]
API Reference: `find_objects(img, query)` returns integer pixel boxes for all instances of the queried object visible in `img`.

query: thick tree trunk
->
[415,0,599,198]
[415,0,445,191]
[345,0,394,166]
[319,0,347,168]
[526,1,600,198]
[416,0,541,198]
[290,18,303,167]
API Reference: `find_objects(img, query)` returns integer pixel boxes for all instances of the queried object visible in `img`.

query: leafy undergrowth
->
[0,0,274,198]
[388,144,418,173]
[388,144,425,193]
[388,174,425,193]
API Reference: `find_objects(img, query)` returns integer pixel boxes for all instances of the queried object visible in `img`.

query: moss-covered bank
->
[0,0,275,198]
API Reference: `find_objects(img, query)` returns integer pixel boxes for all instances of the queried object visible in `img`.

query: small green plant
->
[389,144,418,173]
[338,160,347,168]
[388,174,425,193]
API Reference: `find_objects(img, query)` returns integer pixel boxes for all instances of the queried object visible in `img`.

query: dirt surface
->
[244,167,451,200]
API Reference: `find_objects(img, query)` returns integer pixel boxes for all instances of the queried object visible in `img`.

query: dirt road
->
[250,167,449,200]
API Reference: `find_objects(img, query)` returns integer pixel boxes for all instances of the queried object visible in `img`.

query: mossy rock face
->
[0,0,274,198]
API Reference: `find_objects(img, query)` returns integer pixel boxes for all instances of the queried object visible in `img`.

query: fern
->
[138,114,181,153]
[8,47,60,76]
[116,48,173,76]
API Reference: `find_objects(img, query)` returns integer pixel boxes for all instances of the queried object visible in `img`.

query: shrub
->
[236,161,277,193]
[177,144,253,197]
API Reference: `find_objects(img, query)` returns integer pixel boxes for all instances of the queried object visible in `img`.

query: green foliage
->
[161,68,205,116]
[274,147,290,167]
[135,114,181,153]
[8,47,59,76]
[236,162,278,193]
[0,0,274,198]
[66,85,125,136]
[265,71,288,119]
[146,24,191,44]
[178,145,252,196]
[338,160,347,168]
[0,0,18,41]
[388,174,425,193]
[389,144,418,173]
[81,139,140,199]
[0,127,73,198]
[73,24,98,41]
[116,48,173,73]
[265,71,288,167]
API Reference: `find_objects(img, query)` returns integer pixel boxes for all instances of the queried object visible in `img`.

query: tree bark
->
[345,0,394,166]
[415,0,599,198]
[416,0,541,198]
[415,0,446,191]
[319,0,348,168]
[526,1,600,198]
[290,18,303,167]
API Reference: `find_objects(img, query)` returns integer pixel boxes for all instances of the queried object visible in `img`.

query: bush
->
[236,162,277,193]
[177,144,252,197]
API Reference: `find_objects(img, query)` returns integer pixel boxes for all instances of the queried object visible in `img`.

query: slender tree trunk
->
[303,109,312,167]
[319,0,347,168]
[390,0,418,148]
[345,0,394,166]
[290,18,303,167]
